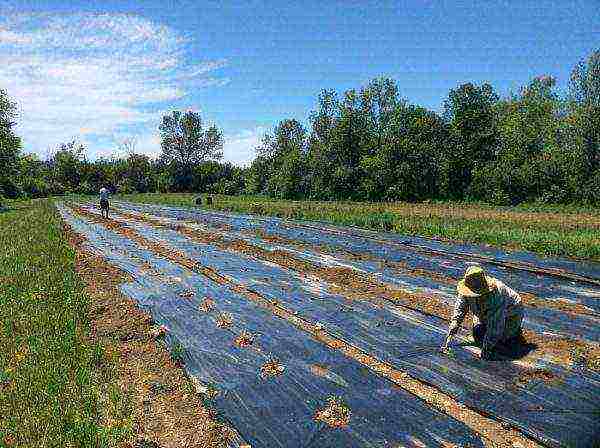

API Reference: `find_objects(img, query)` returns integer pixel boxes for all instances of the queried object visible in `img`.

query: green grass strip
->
[0,200,128,447]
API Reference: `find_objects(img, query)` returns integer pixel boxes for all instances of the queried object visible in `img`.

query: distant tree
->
[256,119,307,199]
[114,137,155,193]
[245,155,271,195]
[0,89,22,198]
[441,82,499,199]
[48,140,86,194]
[568,49,600,188]
[359,77,400,157]
[360,104,446,201]
[118,136,138,157]
[159,111,224,191]
[305,89,339,199]
[470,76,566,204]
[18,154,50,198]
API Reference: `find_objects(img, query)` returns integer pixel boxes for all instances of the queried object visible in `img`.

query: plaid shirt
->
[451,278,523,353]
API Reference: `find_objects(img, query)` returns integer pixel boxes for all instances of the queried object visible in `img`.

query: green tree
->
[470,76,565,204]
[18,154,50,198]
[360,104,446,201]
[257,119,307,199]
[159,111,224,191]
[441,82,499,199]
[567,49,600,203]
[48,141,86,194]
[305,89,339,199]
[0,89,22,198]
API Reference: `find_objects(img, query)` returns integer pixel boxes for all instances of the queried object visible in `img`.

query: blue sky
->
[1,0,598,165]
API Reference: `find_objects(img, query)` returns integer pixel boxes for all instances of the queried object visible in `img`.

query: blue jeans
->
[473,323,524,348]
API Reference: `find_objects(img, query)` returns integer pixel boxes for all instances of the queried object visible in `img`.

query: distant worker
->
[99,186,110,219]
[442,265,524,360]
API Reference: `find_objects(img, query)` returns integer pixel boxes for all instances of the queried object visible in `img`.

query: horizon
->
[1,0,598,165]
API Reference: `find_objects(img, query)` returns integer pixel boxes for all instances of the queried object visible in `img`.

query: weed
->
[234,330,255,348]
[170,342,186,366]
[215,312,233,329]
[260,354,285,377]
[314,395,351,428]
[199,296,216,313]
[179,289,196,299]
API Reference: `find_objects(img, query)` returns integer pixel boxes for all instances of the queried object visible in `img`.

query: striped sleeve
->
[451,295,468,327]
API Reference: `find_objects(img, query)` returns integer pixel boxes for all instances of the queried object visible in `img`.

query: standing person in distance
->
[99,186,110,219]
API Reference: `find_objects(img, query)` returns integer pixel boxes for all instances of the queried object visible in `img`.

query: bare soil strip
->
[109,207,600,371]
[63,223,243,448]
[70,205,543,448]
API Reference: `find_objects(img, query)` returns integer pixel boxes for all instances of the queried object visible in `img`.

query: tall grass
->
[117,193,600,261]
[0,200,128,447]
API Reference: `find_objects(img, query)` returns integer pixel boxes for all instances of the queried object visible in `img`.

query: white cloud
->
[222,127,265,167]
[0,12,228,159]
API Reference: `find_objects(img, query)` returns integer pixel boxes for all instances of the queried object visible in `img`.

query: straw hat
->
[457,266,495,298]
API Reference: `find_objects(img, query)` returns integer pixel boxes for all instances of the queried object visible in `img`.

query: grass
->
[115,193,600,261]
[0,199,129,447]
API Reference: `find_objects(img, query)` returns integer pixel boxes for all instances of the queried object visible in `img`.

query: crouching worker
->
[442,266,524,360]
[99,186,110,219]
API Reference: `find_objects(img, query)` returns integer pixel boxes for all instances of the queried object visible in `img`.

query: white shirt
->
[99,188,109,201]
[451,278,523,351]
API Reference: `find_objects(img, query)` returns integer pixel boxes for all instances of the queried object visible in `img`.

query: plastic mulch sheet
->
[114,202,600,342]
[59,205,487,448]
[117,201,600,306]
[86,204,600,448]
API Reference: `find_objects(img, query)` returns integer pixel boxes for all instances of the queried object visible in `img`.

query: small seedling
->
[215,312,233,329]
[199,296,216,313]
[260,354,285,377]
[314,395,351,428]
[179,289,195,299]
[234,330,255,348]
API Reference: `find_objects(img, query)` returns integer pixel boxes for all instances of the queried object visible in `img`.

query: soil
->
[63,223,242,448]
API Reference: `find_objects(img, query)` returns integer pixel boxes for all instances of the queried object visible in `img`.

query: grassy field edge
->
[0,199,237,447]
[0,199,130,447]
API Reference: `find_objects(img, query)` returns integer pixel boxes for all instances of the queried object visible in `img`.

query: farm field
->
[0,200,240,447]
[118,193,600,261]
[60,198,600,448]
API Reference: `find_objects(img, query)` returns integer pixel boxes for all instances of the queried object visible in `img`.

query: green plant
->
[170,342,186,365]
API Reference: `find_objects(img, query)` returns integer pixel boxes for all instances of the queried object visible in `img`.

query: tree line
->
[1,49,598,206]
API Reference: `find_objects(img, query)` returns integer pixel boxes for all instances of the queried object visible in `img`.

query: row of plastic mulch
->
[88,202,600,448]
[60,204,489,448]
